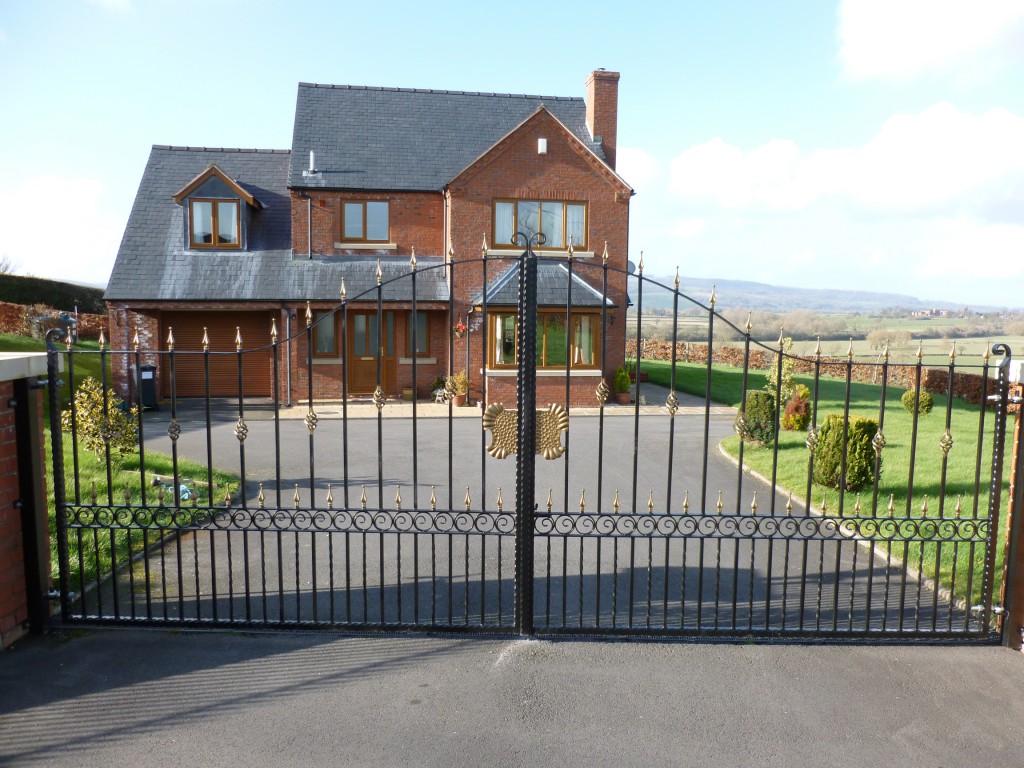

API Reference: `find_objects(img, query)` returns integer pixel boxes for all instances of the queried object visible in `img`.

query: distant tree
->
[0,254,19,274]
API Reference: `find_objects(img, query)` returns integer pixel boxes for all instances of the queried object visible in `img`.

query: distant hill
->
[632,275,967,314]
[0,274,106,314]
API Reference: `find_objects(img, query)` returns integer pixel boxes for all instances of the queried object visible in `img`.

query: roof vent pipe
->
[309,151,316,172]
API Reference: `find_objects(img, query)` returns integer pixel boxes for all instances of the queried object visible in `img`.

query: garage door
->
[160,311,275,398]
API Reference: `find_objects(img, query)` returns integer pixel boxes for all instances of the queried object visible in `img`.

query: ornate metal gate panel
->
[46,245,1013,640]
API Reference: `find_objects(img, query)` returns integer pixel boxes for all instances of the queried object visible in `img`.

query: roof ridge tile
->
[297,81,579,101]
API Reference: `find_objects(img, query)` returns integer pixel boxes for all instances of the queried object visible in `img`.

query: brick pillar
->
[1001,383,1024,649]
[0,354,51,648]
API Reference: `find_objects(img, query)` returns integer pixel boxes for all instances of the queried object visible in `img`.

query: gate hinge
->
[971,604,1006,616]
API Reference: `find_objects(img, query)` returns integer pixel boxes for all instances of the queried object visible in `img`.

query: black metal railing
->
[44,255,1016,641]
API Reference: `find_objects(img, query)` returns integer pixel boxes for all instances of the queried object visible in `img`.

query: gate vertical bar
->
[514,234,539,636]
[45,330,70,621]
[981,344,1011,635]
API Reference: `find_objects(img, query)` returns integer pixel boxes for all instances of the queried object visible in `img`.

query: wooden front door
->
[348,311,395,394]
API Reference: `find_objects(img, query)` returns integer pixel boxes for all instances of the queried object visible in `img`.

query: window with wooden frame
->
[312,310,337,357]
[407,311,431,357]
[488,311,599,369]
[492,199,586,250]
[189,199,240,248]
[340,200,389,243]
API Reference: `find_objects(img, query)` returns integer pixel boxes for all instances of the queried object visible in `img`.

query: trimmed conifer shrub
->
[740,390,776,445]
[812,414,879,492]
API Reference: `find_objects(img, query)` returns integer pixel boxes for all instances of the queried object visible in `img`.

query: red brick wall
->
[448,108,630,406]
[0,383,47,648]
[291,190,444,257]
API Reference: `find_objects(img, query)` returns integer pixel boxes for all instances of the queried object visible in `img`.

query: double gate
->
[47,240,1017,640]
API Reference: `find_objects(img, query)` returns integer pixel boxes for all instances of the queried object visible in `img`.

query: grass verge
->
[640,359,1011,607]
[48,427,237,593]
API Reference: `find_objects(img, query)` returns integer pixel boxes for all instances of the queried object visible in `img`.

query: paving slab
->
[0,628,1021,768]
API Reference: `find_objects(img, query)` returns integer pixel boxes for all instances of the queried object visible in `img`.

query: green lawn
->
[640,359,1011,605]
[51,433,237,592]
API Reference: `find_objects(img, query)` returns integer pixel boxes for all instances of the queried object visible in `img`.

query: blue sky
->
[0,0,1022,307]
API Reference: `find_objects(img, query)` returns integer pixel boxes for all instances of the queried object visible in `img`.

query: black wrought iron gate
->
[47,242,1015,641]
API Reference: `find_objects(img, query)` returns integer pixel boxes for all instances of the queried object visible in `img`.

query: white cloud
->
[668,104,1024,217]
[671,218,706,239]
[838,0,1024,81]
[924,217,1024,278]
[616,145,658,190]
[0,176,121,286]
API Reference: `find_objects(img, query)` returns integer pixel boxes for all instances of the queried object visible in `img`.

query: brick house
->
[104,70,632,407]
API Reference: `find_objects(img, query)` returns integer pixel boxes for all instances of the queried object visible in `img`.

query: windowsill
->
[398,357,437,365]
[486,249,594,259]
[311,357,342,364]
[485,368,602,377]
[334,242,398,250]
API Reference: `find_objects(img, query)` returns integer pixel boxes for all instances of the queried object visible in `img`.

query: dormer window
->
[190,199,240,248]
[173,163,262,252]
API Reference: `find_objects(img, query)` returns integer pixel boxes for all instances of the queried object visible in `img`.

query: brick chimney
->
[585,69,620,170]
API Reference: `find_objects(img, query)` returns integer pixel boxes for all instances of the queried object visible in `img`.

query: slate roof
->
[289,83,605,190]
[105,146,448,303]
[472,261,615,308]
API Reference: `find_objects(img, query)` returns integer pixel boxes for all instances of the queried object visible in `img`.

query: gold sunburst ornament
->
[482,403,569,460]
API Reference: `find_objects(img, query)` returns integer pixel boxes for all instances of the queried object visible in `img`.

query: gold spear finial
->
[637,251,644,274]
[293,484,300,509]
[674,266,680,290]
[717,490,724,513]
[305,301,312,327]
[882,339,889,363]
[682,490,689,514]
[496,487,503,513]
[270,318,278,344]
[481,235,488,255]
[132,330,140,351]
[201,327,209,352]
[430,485,437,511]
[613,488,620,513]
[949,340,957,363]
[257,484,265,509]
[235,327,242,352]
[847,337,854,361]
[395,485,402,510]
[916,340,923,362]
[579,488,586,513]
[166,327,175,351]
[360,485,367,510]
[465,486,472,511]
[546,488,553,513]
[814,336,821,359]
[98,329,106,351]
[751,492,758,514]
[709,285,716,310]
[340,276,347,301]
[376,256,383,285]
[409,246,417,270]
[601,241,609,265]
[982,343,990,363]
[745,312,752,335]
[647,490,655,513]
[326,484,334,510]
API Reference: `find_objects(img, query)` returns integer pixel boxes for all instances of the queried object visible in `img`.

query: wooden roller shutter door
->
[161,312,274,398]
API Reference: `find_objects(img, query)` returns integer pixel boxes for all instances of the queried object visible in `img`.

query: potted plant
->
[613,366,632,405]
[446,369,469,407]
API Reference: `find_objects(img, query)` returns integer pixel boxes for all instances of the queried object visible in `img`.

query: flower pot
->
[614,391,631,405]
[451,393,467,407]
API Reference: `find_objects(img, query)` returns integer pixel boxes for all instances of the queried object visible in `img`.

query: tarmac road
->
[0,627,1021,768]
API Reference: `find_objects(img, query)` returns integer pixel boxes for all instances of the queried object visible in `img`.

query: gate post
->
[514,234,540,637]
[45,330,71,622]
[1000,363,1023,649]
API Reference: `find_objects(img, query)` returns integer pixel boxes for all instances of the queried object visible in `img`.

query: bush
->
[60,377,139,458]
[812,414,880,492]
[765,336,797,402]
[901,388,933,416]
[781,383,811,431]
[613,366,631,393]
[739,390,776,445]
[446,369,469,396]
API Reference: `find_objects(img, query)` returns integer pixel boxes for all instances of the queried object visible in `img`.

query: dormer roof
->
[172,163,264,208]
